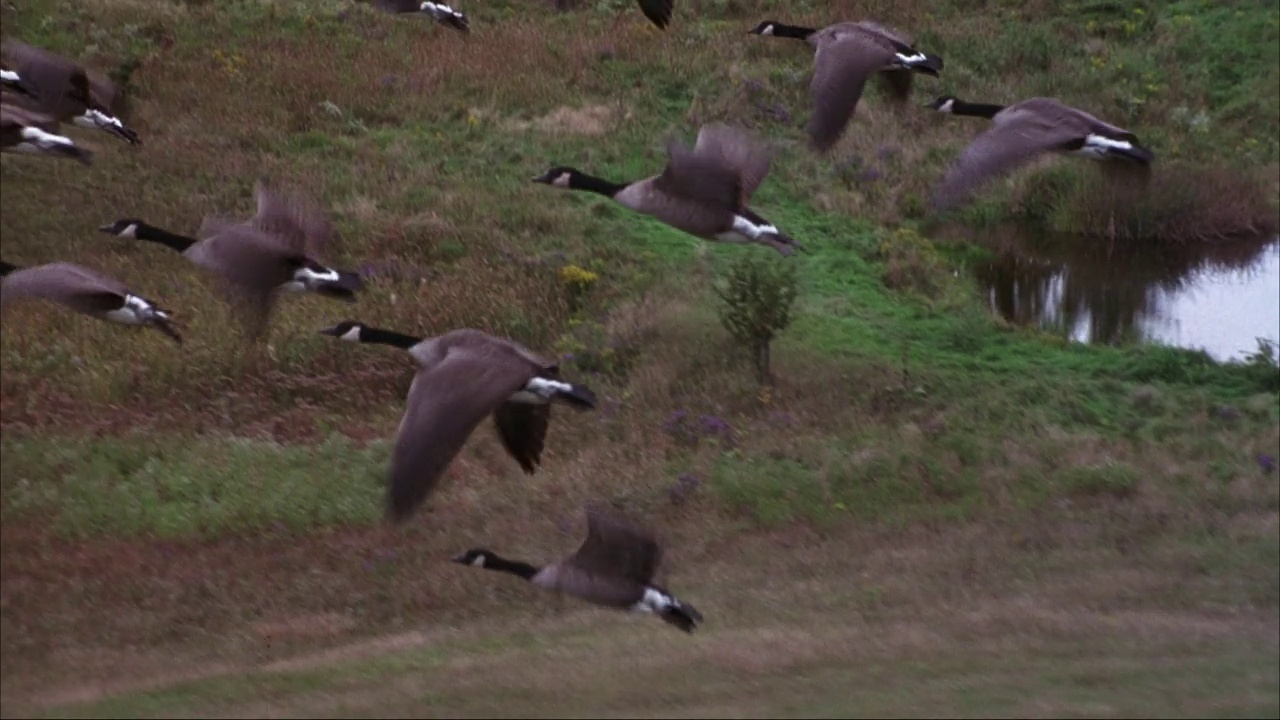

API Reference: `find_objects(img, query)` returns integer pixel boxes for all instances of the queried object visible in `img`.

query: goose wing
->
[656,137,742,210]
[806,33,896,152]
[387,345,538,522]
[190,222,307,335]
[249,180,336,257]
[369,0,421,12]
[0,40,97,117]
[931,112,1085,211]
[1012,97,1139,140]
[0,101,60,131]
[692,123,773,206]
[492,402,551,474]
[566,508,662,584]
[1,262,126,313]
[850,20,914,49]
[635,0,674,29]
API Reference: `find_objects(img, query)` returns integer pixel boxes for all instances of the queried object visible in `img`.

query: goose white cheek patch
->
[339,326,363,342]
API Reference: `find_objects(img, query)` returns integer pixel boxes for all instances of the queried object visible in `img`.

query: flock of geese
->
[0,8,1157,634]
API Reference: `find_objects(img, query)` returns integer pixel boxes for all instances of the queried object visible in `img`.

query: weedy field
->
[1,0,1278,717]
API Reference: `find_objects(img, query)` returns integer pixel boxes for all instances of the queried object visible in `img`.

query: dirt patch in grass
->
[505,102,623,136]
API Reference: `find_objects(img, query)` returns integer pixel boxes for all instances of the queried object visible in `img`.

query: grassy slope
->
[1,0,1278,716]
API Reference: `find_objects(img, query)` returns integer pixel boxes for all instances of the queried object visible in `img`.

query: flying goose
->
[99,182,363,338]
[452,507,704,633]
[0,259,181,343]
[365,0,471,33]
[1,39,140,145]
[533,123,801,256]
[747,19,944,152]
[1,102,93,163]
[318,321,598,522]
[927,96,1155,211]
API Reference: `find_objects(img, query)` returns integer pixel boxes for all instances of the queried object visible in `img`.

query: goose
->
[1,39,140,145]
[452,507,704,633]
[747,19,944,152]
[99,181,363,338]
[533,122,801,256]
[927,96,1155,211]
[318,321,597,522]
[366,0,471,33]
[1,102,93,163]
[0,259,181,343]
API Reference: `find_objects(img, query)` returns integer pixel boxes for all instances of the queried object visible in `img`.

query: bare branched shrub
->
[714,252,800,385]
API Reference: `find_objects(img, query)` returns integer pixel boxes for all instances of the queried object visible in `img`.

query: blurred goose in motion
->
[99,181,363,339]
[747,19,944,152]
[452,506,704,633]
[319,321,597,522]
[927,95,1155,211]
[1,102,93,163]
[533,122,802,256]
[1,38,140,145]
[0,259,180,343]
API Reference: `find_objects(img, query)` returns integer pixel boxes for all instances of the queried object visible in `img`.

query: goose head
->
[746,21,778,35]
[926,95,959,113]
[319,319,368,342]
[98,218,149,238]
[451,548,498,568]
[531,166,586,190]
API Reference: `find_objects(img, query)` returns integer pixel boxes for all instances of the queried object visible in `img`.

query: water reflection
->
[968,229,1280,362]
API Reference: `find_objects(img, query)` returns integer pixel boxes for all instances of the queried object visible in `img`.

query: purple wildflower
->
[855,167,882,184]
[669,472,702,505]
[1259,454,1276,475]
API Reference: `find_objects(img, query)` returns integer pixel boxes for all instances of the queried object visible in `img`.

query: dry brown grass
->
[0,1,1277,715]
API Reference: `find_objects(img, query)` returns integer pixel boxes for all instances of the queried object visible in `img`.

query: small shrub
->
[714,252,800,385]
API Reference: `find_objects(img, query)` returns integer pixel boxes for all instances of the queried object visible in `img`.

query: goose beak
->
[318,323,345,337]
[97,223,115,233]
[449,552,469,564]
[531,171,555,184]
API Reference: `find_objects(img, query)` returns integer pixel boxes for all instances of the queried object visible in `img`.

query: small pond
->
[964,229,1280,364]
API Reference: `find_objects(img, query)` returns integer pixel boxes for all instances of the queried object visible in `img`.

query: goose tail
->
[763,231,806,256]
[552,382,598,411]
[657,595,704,634]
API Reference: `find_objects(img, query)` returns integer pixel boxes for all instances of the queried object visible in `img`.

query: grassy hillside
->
[1,0,1278,716]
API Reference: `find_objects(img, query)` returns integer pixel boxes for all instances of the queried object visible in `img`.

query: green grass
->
[1,0,1278,716]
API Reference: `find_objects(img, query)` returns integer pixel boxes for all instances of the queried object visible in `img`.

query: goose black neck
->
[770,23,816,39]
[0,260,18,277]
[361,327,423,350]
[484,555,539,580]
[571,172,628,198]
[136,224,197,252]
[949,100,1006,118]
